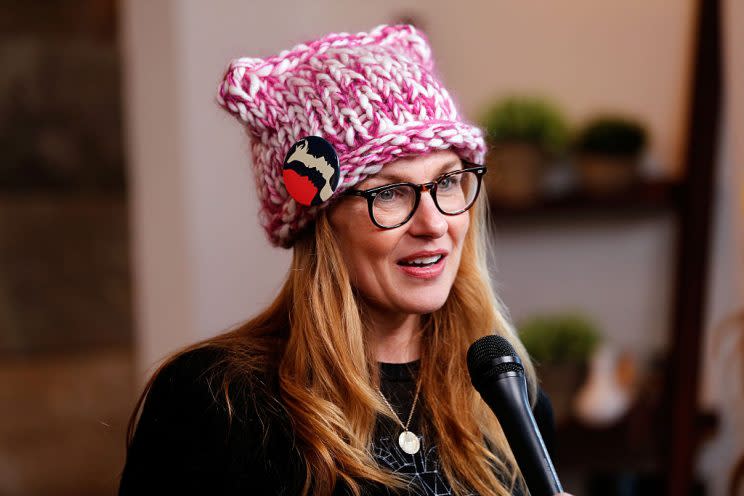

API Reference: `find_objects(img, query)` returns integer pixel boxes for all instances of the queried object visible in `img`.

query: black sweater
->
[118,346,555,495]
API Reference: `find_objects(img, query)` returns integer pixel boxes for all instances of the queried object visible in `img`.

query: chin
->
[398,293,450,315]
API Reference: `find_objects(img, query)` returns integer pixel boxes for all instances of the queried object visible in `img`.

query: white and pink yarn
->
[217,23,486,248]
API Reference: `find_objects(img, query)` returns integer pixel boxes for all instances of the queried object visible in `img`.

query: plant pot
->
[575,153,641,196]
[486,142,546,207]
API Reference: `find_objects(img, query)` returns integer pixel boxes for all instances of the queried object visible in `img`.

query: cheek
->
[331,210,398,282]
[452,214,470,247]
[351,232,398,275]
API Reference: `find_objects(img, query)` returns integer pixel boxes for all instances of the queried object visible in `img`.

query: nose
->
[407,189,448,238]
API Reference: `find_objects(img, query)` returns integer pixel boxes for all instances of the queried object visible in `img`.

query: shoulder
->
[128,345,235,452]
[120,345,286,493]
[119,346,228,492]
[143,345,280,426]
[154,345,223,384]
[145,346,227,413]
[129,344,286,451]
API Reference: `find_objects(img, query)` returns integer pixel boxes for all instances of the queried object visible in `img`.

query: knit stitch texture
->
[217,23,486,247]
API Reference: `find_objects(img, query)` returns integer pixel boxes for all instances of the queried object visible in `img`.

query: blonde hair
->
[126,187,537,496]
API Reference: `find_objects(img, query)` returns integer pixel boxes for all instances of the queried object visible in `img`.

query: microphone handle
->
[480,373,563,496]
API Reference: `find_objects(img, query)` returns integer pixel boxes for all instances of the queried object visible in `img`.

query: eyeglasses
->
[342,162,487,229]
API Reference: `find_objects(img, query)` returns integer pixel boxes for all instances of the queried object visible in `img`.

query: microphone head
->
[467,335,524,388]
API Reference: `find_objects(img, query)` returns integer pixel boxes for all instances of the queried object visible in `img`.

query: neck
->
[364,304,422,363]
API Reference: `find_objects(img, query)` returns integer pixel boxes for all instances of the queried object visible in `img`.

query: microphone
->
[466,335,563,496]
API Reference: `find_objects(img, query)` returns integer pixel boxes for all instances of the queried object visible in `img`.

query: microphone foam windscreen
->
[467,335,524,378]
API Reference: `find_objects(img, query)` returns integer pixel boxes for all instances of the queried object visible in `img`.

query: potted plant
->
[518,312,601,424]
[479,96,569,207]
[572,115,648,196]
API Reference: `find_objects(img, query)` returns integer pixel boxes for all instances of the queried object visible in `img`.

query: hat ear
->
[374,23,434,71]
[217,57,283,133]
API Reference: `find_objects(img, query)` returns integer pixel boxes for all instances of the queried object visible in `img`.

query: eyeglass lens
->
[371,170,479,228]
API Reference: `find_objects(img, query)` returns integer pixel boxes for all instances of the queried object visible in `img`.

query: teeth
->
[400,255,443,266]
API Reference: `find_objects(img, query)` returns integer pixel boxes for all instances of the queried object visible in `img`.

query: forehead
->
[363,150,463,184]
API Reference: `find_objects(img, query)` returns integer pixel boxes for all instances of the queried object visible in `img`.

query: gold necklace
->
[376,379,422,455]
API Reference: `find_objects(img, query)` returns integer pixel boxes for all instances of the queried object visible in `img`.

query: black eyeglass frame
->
[341,161,488,229]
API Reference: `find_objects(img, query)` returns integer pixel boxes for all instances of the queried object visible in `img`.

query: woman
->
[119,24,572,496]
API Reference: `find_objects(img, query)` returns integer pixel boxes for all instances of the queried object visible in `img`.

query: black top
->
[118,347,556,495]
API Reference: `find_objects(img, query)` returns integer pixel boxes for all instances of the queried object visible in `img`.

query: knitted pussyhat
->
[217,23,486,248]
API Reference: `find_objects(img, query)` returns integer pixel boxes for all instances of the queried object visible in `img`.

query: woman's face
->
[328,150,470,319]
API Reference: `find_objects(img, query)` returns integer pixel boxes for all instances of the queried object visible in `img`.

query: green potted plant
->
[572,115,648,196]
[479,96,569,207]
[518,312,601,423]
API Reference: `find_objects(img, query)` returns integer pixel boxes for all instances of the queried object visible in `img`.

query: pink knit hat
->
[217,23,486,248]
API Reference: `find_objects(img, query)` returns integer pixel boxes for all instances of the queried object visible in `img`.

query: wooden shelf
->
[487,179,682,223]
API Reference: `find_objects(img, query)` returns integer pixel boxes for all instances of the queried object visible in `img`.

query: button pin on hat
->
[282,136,341,207]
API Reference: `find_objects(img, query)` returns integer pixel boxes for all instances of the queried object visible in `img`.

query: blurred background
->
[0,0,741,495]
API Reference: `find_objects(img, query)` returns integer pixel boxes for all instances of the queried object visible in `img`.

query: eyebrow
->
[372,159,463,182]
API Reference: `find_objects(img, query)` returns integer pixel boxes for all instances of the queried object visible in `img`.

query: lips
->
[397,252,447,279]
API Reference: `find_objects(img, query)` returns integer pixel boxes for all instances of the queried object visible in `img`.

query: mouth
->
[396,254,446,267]
[396,251,448,279]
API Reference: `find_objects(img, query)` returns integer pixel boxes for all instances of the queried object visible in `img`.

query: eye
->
[438,174,461,191]
[377,188,399,202]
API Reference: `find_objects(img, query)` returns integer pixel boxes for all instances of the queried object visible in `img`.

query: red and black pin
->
[282,136,340,207]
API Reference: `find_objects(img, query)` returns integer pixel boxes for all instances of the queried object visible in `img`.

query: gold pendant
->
[398,430,420,455]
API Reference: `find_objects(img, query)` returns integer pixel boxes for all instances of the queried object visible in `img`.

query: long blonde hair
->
[126,187,538,496]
